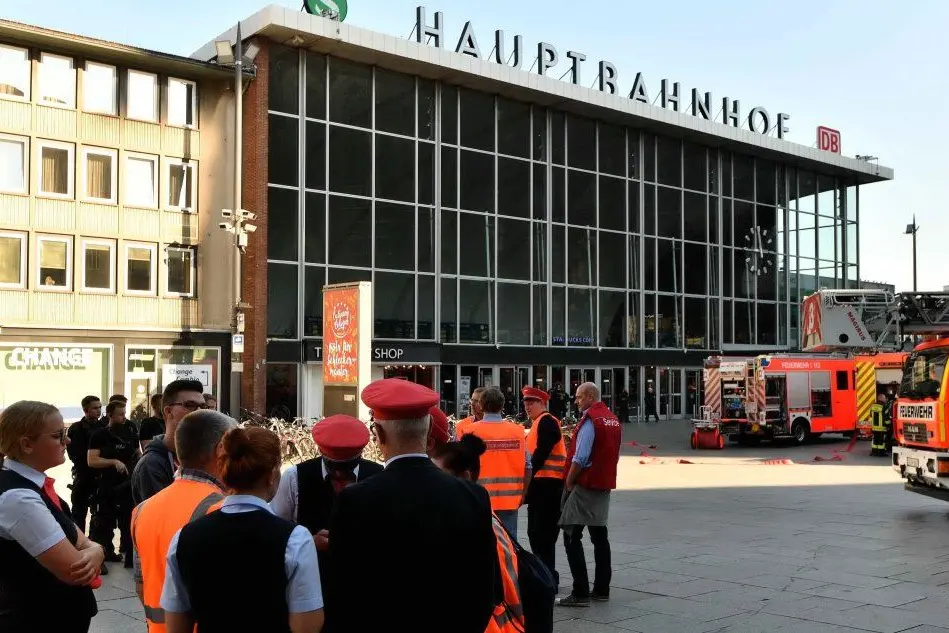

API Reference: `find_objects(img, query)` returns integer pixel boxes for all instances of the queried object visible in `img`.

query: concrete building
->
[191,4,894,421]
[0,20,238,419]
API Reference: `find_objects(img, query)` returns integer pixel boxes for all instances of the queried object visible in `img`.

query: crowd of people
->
[0,376,624,633]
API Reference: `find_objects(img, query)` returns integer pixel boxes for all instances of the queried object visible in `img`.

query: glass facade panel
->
[375,271,415,338]
[460,89,495,151]
[329,58,371,127]
[459,279,492,343]
[459,213,494,277]
[498,98,530,158]
[268,263,297,339]
[268,187,298,262]
[269,115,298,187]
[375,134,414,202]
[656,137,681,187]
[327,196,371,268]
[497,283,531,345]
[599,123,624,177]
[328,126,370,196]
[441,277,457,343]
[566,288,594,346]
[460,150,494,212]
[374,68,415,136]
[303,265,325,337]
[567,227,596,286]
[684,297,706,349]
[418,275,435,339]
[599,231,625,289]
[304,121,325,190]
[305,52,326,120]
[269,45,300,115]
[418,207,435,273]
[498,158,530,218]
[567,115,596,170]
[497,218,530,280]
[657,187,681,239]
[600,290,626,347]
[599,176,625,232]
[533,285,547,345]
[375,202,415,271]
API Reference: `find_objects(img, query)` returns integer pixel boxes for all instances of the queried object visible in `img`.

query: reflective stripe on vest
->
[490,515,524,633]
[468,421,527,511]
[132,482,225,633]
[526,413,568,479]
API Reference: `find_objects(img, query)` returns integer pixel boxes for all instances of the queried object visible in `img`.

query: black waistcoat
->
[176,508,295,633]
[0,469,98,631]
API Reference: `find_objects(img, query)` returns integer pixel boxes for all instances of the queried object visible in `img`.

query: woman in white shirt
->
[0,400,104,633]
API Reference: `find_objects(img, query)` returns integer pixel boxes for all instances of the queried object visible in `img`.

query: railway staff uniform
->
[272,414,383,633]
[522,386,566,588]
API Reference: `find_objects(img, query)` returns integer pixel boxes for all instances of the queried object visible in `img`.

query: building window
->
[81,239,115,292]
[166,247,195,296]
[166,160,195,211]
[37,140,74,198]
[38,53,75,108]
[127,70,158,122]
[0,134,27,194]
[0,44,30,100]
[124,154,157,207]
[37,235,71,289]
[167,78,196,127]
[0,232,26,288]
[82,62,117,115]
[125,243,156,294]
[81,147,117,203]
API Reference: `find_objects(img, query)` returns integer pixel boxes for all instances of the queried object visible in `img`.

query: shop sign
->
[414,6,791,139]
[163,364,213,392]
[6,347,93,370]
[323,285,362,385]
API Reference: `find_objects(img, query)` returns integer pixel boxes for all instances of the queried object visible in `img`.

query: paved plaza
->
[52,420,949,633]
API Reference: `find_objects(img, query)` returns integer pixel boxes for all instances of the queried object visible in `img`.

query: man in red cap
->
[329,379,500,633]
[271,414,383,633]
[523,385,567,590]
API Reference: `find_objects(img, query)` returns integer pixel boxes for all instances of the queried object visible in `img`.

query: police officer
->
[66,395,106,534]
[88,400,140,569]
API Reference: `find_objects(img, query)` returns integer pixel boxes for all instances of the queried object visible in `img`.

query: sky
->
[6,0,945,292]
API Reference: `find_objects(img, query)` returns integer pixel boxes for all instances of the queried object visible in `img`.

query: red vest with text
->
[565,401,622,490]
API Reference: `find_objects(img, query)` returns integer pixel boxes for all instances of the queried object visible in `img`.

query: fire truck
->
[703,353,858,444]
[800,289,949,501]
[853,352,908,439]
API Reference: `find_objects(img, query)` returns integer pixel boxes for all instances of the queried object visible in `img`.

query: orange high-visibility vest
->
[526,413,567,480]
[485,514,524,633]
[131,478,226,633]
[463,420,526,511]
[455,415,474,439]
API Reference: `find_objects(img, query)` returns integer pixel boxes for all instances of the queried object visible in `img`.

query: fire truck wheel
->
[690,433,697,449]
[791,418,810,446]
[716,435,725,450]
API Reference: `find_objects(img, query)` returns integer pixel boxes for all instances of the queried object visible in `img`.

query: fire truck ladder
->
[814,289,949,349]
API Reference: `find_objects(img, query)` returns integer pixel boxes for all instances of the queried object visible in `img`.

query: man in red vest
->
[557,382,622,608]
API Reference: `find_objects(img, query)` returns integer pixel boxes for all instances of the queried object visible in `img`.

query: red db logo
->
[817,126,841,154]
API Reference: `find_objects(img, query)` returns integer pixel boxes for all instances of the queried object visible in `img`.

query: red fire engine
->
[703,353,858,444]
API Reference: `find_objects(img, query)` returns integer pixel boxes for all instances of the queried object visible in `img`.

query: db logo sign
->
[817,126,841,154]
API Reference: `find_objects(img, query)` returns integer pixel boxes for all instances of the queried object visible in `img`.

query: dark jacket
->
[131,436,175,505]
[329,456,499,633]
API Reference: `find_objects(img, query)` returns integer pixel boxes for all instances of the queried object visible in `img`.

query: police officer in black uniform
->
[66,395,105,534]
[88,400,140,569]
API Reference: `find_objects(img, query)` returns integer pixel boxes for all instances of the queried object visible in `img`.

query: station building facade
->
[195,6,893,420]
[0,20,238,419]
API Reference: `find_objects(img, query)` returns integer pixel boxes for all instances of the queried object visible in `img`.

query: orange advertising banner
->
[323,285,360,385]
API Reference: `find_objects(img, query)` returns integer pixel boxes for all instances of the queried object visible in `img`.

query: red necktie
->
[42,477,62,510]
[44,477,102,589]
[331,470,356,494]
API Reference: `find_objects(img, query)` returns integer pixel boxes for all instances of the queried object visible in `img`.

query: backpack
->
[501,526,555,633]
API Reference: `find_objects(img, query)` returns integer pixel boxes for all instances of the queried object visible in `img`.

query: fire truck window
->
[836,370,849,391]
[811,371,832,417]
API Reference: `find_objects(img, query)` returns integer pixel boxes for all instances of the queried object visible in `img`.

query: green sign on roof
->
[304,0,348,22]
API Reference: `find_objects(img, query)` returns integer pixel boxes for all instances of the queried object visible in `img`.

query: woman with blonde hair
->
[0,400,103,632]
[161,425,325,633]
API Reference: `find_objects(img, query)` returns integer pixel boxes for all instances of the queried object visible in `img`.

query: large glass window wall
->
[265,45,858,350]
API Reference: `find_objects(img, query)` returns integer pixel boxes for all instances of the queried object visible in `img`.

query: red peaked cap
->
[311,414,369,462]
[361,378,440,421]
[521,386,550,403]
[428,407,450,446]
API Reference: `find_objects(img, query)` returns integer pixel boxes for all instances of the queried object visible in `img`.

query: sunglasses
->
[37,429,68,444]
[168,401,210,412]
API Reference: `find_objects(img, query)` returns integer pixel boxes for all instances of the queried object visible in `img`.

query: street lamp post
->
[215,24,259,419]
[905,215,919,292]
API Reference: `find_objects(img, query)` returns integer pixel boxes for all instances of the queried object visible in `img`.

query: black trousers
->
[527,479,563,587]
[563,524,611,598]
[70,473,98,534]
[90,482,133,556]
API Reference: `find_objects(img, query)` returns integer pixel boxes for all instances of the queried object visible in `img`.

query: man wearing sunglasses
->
[131,380,206,505]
